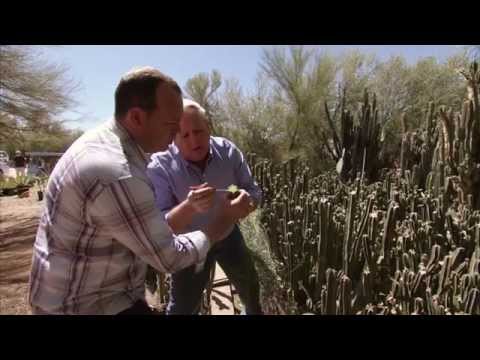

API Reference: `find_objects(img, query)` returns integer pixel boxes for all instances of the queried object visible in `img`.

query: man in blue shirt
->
[147,99,262,315]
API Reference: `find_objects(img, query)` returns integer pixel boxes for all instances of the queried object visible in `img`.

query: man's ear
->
[125,107,145,130]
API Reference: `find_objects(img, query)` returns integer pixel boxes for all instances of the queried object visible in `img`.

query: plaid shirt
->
[28,119,210,315]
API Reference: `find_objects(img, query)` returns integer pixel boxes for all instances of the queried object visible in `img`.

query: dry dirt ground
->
[0,189,40,314]
[0,186,235,315]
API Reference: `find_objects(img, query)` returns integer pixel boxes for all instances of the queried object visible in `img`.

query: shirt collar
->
[108,118,149,166]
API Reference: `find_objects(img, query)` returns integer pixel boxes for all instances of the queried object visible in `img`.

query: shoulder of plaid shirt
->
[28,118,211,315]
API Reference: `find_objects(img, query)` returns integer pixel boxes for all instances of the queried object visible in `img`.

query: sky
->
[38,45,465,131]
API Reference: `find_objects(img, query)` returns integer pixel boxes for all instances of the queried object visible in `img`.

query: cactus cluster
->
[399,102,438,190]
[434,62,480,209]
[324,89,384,183]
[250,156,480,315]
[249,63,480,314]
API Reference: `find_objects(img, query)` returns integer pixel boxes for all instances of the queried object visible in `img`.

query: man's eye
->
[183,134,189,139]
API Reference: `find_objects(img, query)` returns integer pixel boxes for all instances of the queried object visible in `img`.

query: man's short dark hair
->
[114,67,182,120]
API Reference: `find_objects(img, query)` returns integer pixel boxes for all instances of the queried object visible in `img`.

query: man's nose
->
[189,134,199,148]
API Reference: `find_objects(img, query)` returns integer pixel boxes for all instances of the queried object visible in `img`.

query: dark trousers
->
[167,225,262,315]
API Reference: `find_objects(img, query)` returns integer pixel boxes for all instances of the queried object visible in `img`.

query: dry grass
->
[240,210,297,315]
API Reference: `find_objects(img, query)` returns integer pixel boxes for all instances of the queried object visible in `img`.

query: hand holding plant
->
[186,183,216,214]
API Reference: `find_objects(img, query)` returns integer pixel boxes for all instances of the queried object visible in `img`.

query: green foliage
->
[184,46,470,175]
[0,177,18,190]
[0,174,36,196]
[0,46,80,143]
[184,70,223,135]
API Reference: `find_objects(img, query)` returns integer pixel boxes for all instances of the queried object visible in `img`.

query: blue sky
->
[38,45,464,131]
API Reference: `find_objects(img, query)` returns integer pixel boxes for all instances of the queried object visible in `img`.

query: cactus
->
[343,190,357,276]
[464,288,480,315]
[338,275,353,315]
[379,201,398,269]
[399,103,438,189]
[434,62,480,209]
[324,90,384,183]
[323,268,338,315]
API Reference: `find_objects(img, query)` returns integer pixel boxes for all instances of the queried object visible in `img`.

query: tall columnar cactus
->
[379,201,399,270]
[399,102,438,189]
[343,190,357,276]
[435,62,480,209]
[324,90,384,183]
[322,268,338,315]
[338,275,353,315]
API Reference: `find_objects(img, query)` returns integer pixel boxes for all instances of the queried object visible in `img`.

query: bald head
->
[183,98,206,114]
[175,98,211,163]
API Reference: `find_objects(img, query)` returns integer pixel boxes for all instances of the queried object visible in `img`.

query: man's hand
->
[203,189,256,246]
[223,189,256,220]
[186,183,215,214]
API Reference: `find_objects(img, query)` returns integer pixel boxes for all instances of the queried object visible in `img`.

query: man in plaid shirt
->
[28,67,243,315]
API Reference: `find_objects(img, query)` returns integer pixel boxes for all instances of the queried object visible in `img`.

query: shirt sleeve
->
[88,175,210,273]
[146,162,178,220]
[228,141,263,206]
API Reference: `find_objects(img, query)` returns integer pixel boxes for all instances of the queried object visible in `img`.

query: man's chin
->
[148,144,167,154]
[188,154,208,162]
[193,149,208,159]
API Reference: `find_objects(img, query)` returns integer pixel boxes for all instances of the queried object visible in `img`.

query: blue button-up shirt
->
[147,136,262,234]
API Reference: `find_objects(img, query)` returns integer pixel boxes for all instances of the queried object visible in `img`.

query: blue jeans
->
[167,225,262,315]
